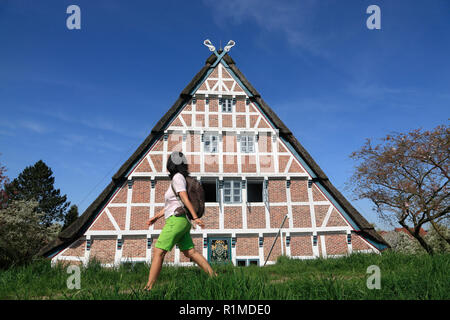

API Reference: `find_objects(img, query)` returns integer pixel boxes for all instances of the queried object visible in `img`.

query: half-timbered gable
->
[41,43,388,267]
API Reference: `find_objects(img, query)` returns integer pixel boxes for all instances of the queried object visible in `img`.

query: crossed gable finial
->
[203,39,236,53]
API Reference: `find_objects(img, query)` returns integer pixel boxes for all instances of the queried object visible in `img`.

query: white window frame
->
[204,134,218,153]
[222,98,232,112]
[223,179,242,204]
[240,134,255,153]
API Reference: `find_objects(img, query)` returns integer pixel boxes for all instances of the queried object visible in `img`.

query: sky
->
[0,0,449,230]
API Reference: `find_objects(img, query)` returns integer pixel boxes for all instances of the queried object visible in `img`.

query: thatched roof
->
[40,52,388,258]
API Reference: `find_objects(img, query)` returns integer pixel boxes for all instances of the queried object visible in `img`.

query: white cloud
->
[19,120,49,134]
[203,0,328,56]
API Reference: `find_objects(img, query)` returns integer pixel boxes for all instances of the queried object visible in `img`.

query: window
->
[240,135,254,153]
[247,180,263,202]
[248,259,259,266]
[223,180,241,203]
[202,180,217,202]
[204,134,218,153]
[222,98,232,112]
[236,259,247,267]
[236,259,259,267]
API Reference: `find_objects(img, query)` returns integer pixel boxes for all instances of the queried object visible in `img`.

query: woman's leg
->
[182,248,217,277]
[145,247,167,290]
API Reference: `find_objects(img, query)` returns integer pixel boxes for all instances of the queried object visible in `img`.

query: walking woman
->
[144,151,216,291]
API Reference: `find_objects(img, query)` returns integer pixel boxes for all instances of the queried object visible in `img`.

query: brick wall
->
[63,239,85,257]
[130,206,150,230]
[152,205,165,230]
[246,205,266,229]
[290,235,313,256]
[131,179,150,203]
[235,99,245,112]
[134,158,151,172]
[209,114,218,127]
[268,179,286,202]
[351,233,373,251]
[186,154,200,173]
[122,236,146,258]
[236,235,259,256]
[263,235,281,262]
[312,184,327,201]
[314,205,329,227]
[269,205,287,228]
[278,155,291,172]
[324,234,348,255]
[241,155,256,172]
[111,183,127,203]
[291,205,312,228]
[258,133,272,152]
[203,206,219,229]
[89,238,116,264]
[223,155,238,172]
[109,207,126,230]
[90,211,115,231]
[155,179,170,203]
[149,154,163,172]
[259,155,274,172]
[290,179,308,202]
[223,133,236,152]
[168,133,182,151]
[181,113,192,126]
[224,206,242,229]
[327,209,348,227]
[186,133,201,152]
[204,155,219,172]
[195,114,205,127]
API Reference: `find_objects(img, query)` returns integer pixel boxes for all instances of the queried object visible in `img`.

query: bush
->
[0,200,61,269]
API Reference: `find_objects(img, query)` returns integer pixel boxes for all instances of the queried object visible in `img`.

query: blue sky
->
[0,0,449,230]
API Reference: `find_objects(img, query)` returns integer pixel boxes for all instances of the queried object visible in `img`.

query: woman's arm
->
[146,208,164,226]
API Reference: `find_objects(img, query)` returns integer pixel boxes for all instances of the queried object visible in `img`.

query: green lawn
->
[0,251,448,300]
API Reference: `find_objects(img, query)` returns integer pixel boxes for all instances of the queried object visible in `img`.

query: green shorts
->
[155,214,194,252]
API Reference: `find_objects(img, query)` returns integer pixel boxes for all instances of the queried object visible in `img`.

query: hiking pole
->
[263,213,289,266]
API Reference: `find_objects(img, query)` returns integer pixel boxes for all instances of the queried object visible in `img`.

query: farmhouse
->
[40,42,388,267]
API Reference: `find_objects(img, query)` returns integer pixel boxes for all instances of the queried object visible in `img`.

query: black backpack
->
[171,176,205,220]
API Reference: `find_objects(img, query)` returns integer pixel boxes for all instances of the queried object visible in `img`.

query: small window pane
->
[233,182,240,188]
[224,196,231,202]
[233,196,240,202]
[249,260,258,266]
[233,189,240,195]
[224,181,231,188]
[224,189,231,195]
[237,260,246,267]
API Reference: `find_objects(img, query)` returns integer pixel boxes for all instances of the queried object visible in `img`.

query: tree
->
[349,124,449,254]
[0,200,61,268]
[62,204,79,231]
[5,160,70,227]
[425,224,450,254]
[0,156,8,209]
[381,231,424,254]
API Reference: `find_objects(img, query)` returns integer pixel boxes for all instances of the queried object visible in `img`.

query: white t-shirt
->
[164,172,187,220]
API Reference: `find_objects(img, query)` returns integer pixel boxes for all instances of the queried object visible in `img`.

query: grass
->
[0,251,448,300]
